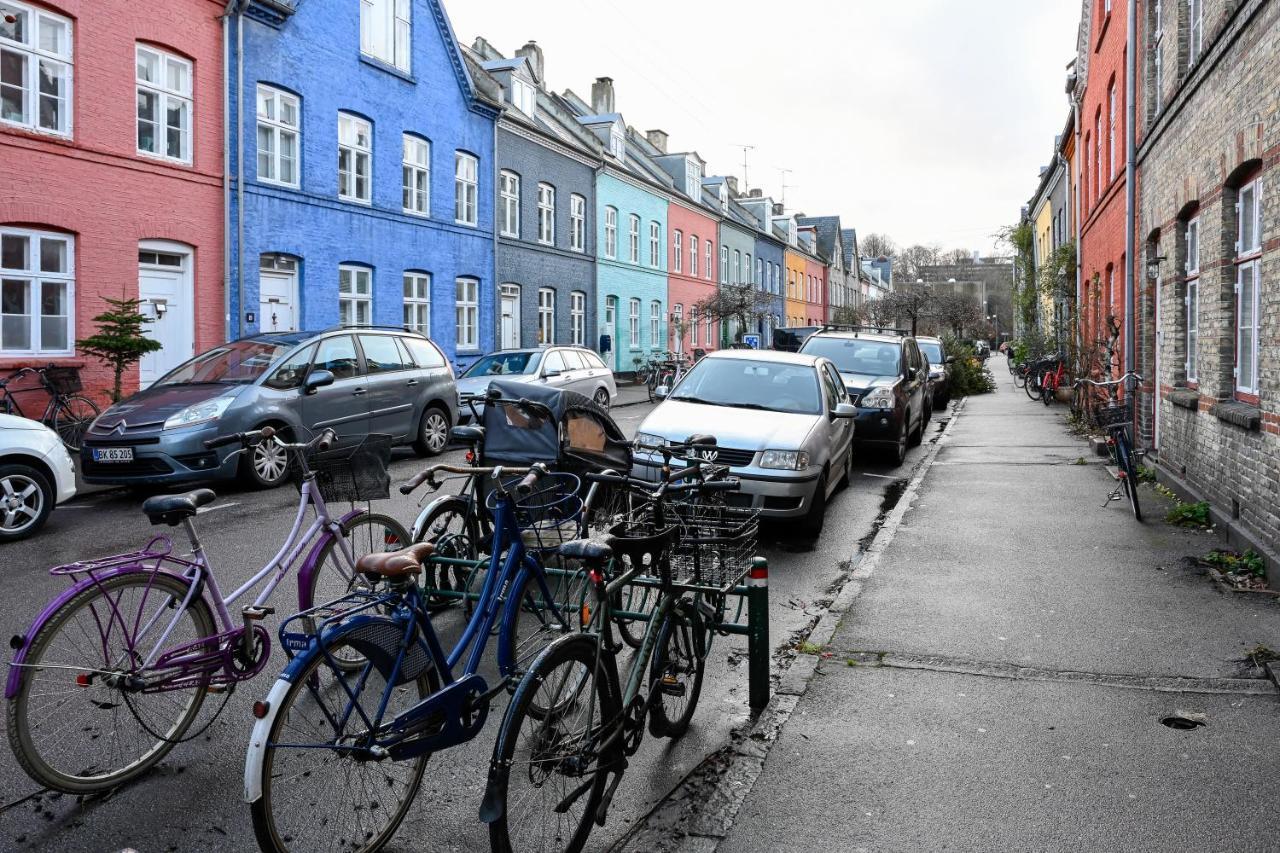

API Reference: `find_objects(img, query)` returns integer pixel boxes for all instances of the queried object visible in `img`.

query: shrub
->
[943,338,996,397]
[1166,500,1211,528]
[1205,549,1265,578]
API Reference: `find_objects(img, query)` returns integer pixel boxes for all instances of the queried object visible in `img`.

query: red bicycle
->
[1026,355,1068,406]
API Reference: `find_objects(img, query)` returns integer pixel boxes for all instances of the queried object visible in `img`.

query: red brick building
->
[1,0,225,403]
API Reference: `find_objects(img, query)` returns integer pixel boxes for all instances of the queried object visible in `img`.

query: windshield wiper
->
[670,395,727,407]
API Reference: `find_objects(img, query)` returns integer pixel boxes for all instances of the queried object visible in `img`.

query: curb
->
[614,399,967,853]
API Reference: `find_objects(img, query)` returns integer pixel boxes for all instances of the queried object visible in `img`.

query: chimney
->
[591,77,615,114]
[772,202,784,216]
[749,188,762,198]
[515,40,544,84]
[724,176,739,197]
[645,128,668,153]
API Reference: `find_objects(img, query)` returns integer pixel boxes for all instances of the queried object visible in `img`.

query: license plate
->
[91,447,134,463]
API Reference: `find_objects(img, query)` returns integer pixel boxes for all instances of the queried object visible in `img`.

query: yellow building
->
[784,247,807,326]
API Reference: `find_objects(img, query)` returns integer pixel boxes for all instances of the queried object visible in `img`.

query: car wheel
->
[799,472,827,539]
[885,420,908,465]
[413,406,450,457]
[242,431,291,489]
[836,440,855,491]
[0,463,55,542]
[908,408,924,447]
[938,391,950,409]
[593,388,611,410]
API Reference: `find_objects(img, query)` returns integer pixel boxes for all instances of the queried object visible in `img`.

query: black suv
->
[915,335,954,409]
[799,327,929,465]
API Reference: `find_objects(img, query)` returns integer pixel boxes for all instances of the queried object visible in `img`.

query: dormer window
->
[718,184,728,211]
[609,126,625,160]
[511,77,535,116]
[685,159,702,198]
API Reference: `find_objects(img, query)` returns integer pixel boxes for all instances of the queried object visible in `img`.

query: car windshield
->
[155,340,293,386]
[669,358,821,415]
[462,351,543,378]
[802,337,901,376]
[918,341,943,364]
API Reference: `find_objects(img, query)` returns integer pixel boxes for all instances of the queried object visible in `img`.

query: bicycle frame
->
[0,372,59,423]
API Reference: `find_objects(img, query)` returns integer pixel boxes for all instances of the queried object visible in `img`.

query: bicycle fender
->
[5,565,197,700]
[243,676,291,803]
[296,507,367,610]
[411,493,471,542]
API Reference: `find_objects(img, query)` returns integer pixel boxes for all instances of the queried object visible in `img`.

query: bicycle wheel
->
[52,394,100,451]
[613,582,658,649]
[1116,435,1143,522]
[1041,377,1055,406]
[1023,368,1042,400]
[249,635,434,853]
[414,497,479,610]
[506,569,585,679]
[6,572,216,794]
[489,634,618,853]
[647,602,706,739]
[1013,366,1027,389]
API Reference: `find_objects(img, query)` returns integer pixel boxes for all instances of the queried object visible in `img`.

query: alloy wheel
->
[0,473,45,535]
[593,388,610,410]
[423,410,449,453]
[252,438,289,485]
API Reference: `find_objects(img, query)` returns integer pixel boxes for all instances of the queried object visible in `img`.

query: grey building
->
[467,40,600,351]
[798,215,854,321]
[709,176,759,343]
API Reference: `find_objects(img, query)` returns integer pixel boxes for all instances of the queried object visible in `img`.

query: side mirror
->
[543,368,562,379]
[655,385,669,399]
[908,367,920,380]
[946,355,956,364]
[831,402,858,419]
[303,369,335,395]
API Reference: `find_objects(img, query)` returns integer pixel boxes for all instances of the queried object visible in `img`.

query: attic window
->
[609,127,625,160]
[685,159,702,198]
[718,184,728,210]
[511,77,535,116]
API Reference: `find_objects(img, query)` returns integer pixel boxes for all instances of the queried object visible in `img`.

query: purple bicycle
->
[4,426,409,794]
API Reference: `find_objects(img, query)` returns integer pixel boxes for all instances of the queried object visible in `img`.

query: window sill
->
[339,195,373,207]
[1209,400,1260,431]
[0,120,73,143]
[455,220,478,228]
[358,54,415,83]
[259,177,301,191]
[403,209,430,219]
[1168,388,1199,410]
[137,149,193,168]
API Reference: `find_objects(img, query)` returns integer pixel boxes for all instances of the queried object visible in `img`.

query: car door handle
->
[352,387,367,396]
[406,379,419,387]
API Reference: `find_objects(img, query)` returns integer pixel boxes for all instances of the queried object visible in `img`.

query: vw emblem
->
[695,448,718,462]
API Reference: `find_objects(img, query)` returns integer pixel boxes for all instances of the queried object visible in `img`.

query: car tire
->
[0,463,55,542]
[242,429,292,489]
[908,407,923,447]
[593,387,611,410]
[937,391,950,409]
[799,472,827,539]
[413,405,450,457]
[885,419,908,465]
[836,441,854,491]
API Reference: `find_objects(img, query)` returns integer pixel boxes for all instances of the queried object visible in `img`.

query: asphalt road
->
[0,398,944,852]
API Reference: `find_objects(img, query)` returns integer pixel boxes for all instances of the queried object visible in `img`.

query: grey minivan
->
[81,328,457,488]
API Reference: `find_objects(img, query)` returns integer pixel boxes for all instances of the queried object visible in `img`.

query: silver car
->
[455,347,617,423]
[634,350,856,537]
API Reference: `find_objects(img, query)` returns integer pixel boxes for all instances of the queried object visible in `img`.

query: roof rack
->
[818,324,910,337]
[319,324,429,336]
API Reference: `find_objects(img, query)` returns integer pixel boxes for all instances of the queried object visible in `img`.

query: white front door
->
[500,285,520,349]
[138,246,194,387]
[260,269,298,332]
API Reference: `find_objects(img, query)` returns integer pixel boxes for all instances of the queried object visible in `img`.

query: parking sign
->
[742,334,762,349]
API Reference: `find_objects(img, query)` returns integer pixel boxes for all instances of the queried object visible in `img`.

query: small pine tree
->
[76,297,164,402]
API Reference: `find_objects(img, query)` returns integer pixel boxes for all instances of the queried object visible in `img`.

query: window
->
[0,227,73,354]
[604,207,617,259]
[455,277,478,349]
[360,334,413,373]
[455,152,478,225]
[537,183,555,245]
[706,311,713,345]
[315,335,360,381]
[705,240,712,279]
[609,126,625,160]
[673,229,683,273]
[604,296,616,328]
[672,303,683,347]
[689,234,698,277]
[650,300,660,346]
[628,215,640,263]
[746,254,753,286]
[1094,112,1101,197]
[1235,179,1262,395]
[755,258,762,289]
[1108,81,1116,179]
[649,221,660,267]
[338,264,372,326]
[338,112,372,203]
[402,134,430,215]
[137,45,192,163]
[1188,0,1203,65]
[570,195,586,252]
[628,298,640,348]
[511,77,535,116]
[499,171,520,237]
[571,291,585,346]
[0,1,72,136]
[256,85,299,186]
[403,271,430,334]
[537,287,555,344]
[720,245,728,284]
[360,0,411,73]
[734,250,741,284]
[1151,0,1164,115]
[690,306,699,346]
[685,158,702,198]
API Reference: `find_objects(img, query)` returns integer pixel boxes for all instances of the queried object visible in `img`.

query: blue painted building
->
[228,0,497,365]
[739,191,787,344]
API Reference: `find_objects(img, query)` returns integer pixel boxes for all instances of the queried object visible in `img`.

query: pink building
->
[667,200,719,355]
[1,0,225,402]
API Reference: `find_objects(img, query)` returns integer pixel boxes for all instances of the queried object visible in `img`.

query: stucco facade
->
[717,205,756,345]
[784,247,807,326]
[594,171,667,371]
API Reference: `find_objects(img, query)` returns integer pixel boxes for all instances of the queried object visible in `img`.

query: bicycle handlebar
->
[399,462,538,495]
[1074,372,1144,388]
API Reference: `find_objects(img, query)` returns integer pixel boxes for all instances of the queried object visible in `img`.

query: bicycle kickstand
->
[1101,485,1123,508]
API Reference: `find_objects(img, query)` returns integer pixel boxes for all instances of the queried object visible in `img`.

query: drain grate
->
[1160,711,1207,730]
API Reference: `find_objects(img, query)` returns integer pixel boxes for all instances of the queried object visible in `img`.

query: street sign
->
[742,334,761,349]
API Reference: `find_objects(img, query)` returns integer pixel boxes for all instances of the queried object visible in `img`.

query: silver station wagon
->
[82,328,458,488]
[633,349,856,537]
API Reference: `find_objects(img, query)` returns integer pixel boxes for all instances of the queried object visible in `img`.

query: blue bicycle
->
[244,460,585,853]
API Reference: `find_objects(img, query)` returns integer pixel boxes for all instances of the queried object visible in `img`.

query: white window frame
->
[689,234,698,277]
[402,134,430,216]
[734,250,742,284]
[628,215,640,264]
[604,207,617,259]
[650,300,660,347]
[684,158,702,198]
[136,45,193,164]
[1108,82,1116,179]
[0,0,72,137]
[673,229,683,273]
[256,85,300,187]
[1151,1,1163,114]
[720,245,728,284]
[455,151,478,226]
[499,170,520,238]
[570,195,586,252]
[510,76,535,116]
[1188,0,1203,66]
[0,226,74,356]
[403,270,430,334]
[360,0,411,73]
[537,287,555,344]
[609,126,625,160]
[338,112,372,203]
[672,303,683,348]
[755,257,763,289]
[705,240,712,280]
[537,183,555,245]
[455,276,479,350]
[649,221,660,268]
[570,290,585,346]
[338,264,373,327]
[1234,178,1263,395]
[628,298,640,348]
[1185,275,1198,383]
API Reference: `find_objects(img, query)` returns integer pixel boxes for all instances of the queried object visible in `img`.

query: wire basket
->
[43,366,82,395]
[1094,403,1133,429]
[301,433,393,503]
[486,472,583,552]
[610,498,759,593]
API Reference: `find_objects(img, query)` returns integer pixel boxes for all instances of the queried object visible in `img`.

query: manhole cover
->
[1160,712,1207,730]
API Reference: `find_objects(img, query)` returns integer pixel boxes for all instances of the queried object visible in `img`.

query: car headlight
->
[760,449,809,470]
[634,432,666,451]
[861,388,894,409]
[163,396,234,429]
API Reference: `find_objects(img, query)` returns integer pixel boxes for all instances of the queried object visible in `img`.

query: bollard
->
[746,556,770,711]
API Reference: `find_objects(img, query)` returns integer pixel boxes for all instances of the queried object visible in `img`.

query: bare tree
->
[939,247,974,265]
[859,232,897,260]
[928,292,984,338]
[692,284,775,346]
[896,243,942,282]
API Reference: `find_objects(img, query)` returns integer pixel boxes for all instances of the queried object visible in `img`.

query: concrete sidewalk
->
[716,371,1280,852]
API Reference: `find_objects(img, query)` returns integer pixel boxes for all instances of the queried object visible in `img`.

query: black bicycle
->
[0,365,100,451]
[1076,372,1144,521]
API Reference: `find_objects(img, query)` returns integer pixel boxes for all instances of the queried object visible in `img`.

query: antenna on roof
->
[778,168,794,210]
[732,144,755,191]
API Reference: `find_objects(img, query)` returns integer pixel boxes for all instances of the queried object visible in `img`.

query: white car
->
[0,413,77,542]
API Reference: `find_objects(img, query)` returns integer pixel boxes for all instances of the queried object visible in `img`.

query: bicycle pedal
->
[241,605,275,621]
[659,676,685,697]
[206,685,229,695]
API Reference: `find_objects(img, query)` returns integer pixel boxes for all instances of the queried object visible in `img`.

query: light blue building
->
[228,0,497,365]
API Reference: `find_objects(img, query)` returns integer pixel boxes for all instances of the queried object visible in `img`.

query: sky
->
[447,0,1082,257]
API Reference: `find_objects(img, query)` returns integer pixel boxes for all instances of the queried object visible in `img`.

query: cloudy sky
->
[448,0,1081,256]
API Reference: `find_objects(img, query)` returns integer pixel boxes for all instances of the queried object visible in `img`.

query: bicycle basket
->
[487,471,583,552]
[43,366,82,395]
[1094,403,1133,429]
[302,433,393,503]
[667,501,760,593]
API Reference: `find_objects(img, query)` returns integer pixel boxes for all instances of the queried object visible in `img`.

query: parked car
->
[0,413,77,542]
[771,326,822,353]
[81,328,457,488]
[633,349,856,537]
[916,335,954,408]
[799,328,929,466]
[455,346,617,424]
[973,339,991,360]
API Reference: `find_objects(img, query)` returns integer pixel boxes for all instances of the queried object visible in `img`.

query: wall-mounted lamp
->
[1145,255,1167,281]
